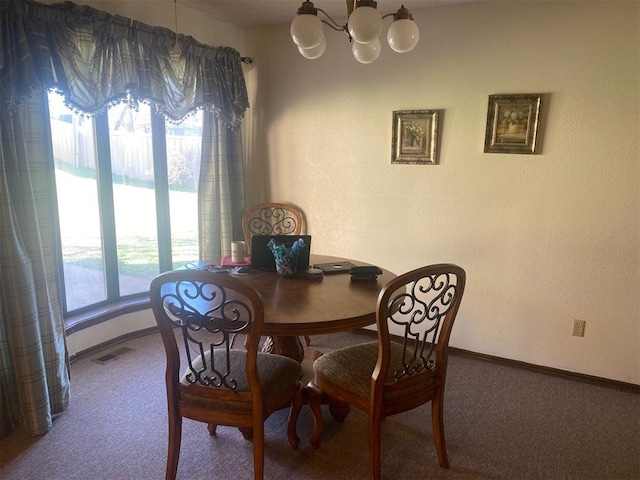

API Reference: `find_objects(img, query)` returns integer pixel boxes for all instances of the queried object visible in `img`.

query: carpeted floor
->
[1,330,639,480]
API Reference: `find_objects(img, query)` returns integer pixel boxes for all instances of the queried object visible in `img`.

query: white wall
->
[65,310,156,357]
[57,1,639,384]
[242,1,639,384]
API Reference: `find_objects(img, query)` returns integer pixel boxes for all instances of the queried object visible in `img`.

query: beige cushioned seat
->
[181,350,303,411]
[313,341,436,403]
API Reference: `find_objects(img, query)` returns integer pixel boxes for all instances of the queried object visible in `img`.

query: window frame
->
[52,102,199,329]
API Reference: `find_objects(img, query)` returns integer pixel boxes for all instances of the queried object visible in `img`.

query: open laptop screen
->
[250,235,312,272]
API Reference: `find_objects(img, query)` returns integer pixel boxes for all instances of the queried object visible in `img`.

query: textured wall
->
[242,1,639,383]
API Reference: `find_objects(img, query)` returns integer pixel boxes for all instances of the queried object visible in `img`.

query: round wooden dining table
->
[211,254,396,362]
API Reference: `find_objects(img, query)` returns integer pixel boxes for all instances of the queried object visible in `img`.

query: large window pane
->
[49,92,107,311]
[108,103,159,296]
[49,93,204,315]
[167,113,202,268]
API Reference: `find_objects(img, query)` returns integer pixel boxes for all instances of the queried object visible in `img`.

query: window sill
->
[63,297,151,336]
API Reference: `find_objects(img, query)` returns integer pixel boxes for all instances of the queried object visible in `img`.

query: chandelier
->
[290,0,419,64]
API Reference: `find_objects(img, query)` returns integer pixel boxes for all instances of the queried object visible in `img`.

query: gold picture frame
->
[391,109,439,164]
[484,94,542,154]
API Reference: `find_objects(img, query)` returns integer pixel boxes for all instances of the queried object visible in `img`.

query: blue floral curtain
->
[0,0,249,439]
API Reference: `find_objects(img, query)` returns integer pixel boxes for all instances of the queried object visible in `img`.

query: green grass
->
[63,237,198,278]
[58,168,199,290]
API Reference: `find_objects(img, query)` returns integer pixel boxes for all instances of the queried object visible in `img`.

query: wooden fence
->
[51,118,201,187]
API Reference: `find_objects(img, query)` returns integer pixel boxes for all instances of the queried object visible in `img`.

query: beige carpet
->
[1,330,639,480]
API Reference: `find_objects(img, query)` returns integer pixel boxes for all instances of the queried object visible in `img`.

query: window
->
[48,92,201,315]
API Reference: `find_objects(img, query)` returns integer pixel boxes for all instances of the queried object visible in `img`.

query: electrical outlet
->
[572,319,586,337]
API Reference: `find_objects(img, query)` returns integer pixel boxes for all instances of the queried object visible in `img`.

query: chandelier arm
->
[316,7,346,30]
[320,19,348,32]
[347,0,356,16]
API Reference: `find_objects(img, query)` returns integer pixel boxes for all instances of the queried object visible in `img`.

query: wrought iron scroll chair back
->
[307,264,466,480]
[242,202,304,255]
[150,270,304,480]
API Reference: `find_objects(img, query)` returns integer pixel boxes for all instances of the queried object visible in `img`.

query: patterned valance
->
[0,0,249,128]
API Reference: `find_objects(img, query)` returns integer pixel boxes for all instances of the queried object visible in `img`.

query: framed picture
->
[484,94,542,154]
[391,109,439,164]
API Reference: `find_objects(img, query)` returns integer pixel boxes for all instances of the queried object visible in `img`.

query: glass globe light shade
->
[352,37,381,64]
[387,19,420,53]
[290,14,324,49]
[298,35,326,59]
[348,6,382,44]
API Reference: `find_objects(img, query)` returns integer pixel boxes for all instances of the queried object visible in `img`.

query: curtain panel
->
[0,91,71,439]
[199,114,246,261]
[0,0,249,439]
[1,0,249,127]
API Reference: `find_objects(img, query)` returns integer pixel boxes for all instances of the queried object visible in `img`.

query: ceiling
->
[177,0,483,28]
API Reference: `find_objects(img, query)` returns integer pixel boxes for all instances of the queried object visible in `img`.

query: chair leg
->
[303,335,311,346]
[239,426,253,440]
[253,420,265,480]
[328,398,350,422]
[207,423,217,436]
[307,382,324,449]
[431,394,450,468]
[369,411,383,480]
[166,411,182,480]
[287,386,305,450]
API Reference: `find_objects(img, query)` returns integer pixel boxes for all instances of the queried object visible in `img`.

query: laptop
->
[250,235,312,272]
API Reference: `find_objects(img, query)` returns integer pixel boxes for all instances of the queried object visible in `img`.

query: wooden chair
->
[242,202,304,255]
[150,269,304,480]
[307,264,466,479]
[242,202,311,347]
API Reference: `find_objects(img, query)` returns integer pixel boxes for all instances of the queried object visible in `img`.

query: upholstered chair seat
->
[313,341,437,406]
[180,350,303,412]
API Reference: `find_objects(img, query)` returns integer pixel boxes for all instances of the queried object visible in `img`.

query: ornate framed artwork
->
[391,109,439,164]
[484,93,542,154]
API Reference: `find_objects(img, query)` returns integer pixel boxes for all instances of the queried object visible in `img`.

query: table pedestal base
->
[262,341,352,447]
[261,335,305,363]
[297,348,351,449]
